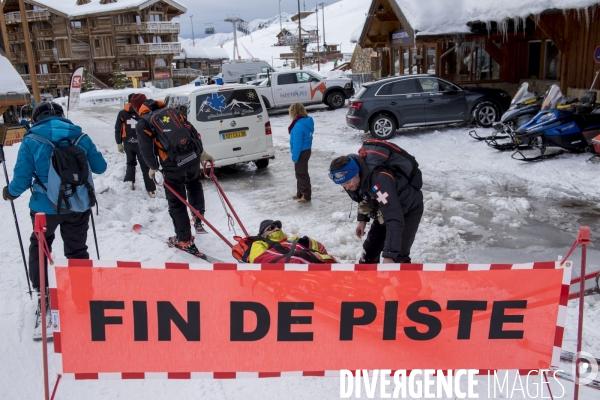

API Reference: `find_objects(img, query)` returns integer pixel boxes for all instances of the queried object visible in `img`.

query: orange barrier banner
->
[48,260,570,378]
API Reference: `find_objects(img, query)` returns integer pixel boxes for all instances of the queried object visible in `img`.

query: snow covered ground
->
[1,97,599,398]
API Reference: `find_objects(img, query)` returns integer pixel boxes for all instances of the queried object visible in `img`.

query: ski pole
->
[156,171,234,248]
[0,139,33,298]
[90,212,100,259]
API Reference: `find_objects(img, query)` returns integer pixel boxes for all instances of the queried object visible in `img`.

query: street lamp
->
[190,15,195,47]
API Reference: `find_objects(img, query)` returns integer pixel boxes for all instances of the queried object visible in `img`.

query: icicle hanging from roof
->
[76,0,91,5]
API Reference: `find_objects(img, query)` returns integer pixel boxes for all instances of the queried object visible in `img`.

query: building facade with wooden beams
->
[355,0,600,97]
[0,0,187,96]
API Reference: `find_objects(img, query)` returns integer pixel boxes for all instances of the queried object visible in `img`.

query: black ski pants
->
[163,163,205,242]
[29,210,91,290]
[124,141,156,192]
[294,149,311,200]
[361,205,423,263]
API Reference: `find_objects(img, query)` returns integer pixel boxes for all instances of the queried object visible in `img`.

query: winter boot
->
[129,182,135,190]
[148,191,156,198]
[33,291,53,341]
[192,216,208,234]
[298,195,310,203]
[292,194,301,200]
[168,236,200,255]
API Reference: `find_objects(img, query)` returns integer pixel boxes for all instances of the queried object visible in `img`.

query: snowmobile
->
[512,84,600,161]
[469,82,542,151]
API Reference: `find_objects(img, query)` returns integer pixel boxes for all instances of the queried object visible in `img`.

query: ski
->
[132,224,224,263]
[550,366,600,391]
[33,298,53,341]
[560,350,600,365]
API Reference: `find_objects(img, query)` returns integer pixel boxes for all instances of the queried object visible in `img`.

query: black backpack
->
[146,107,202,167]
[29,133,97,215]
[358,139,423,190]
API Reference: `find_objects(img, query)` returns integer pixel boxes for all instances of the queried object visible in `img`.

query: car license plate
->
[222,131,247,140]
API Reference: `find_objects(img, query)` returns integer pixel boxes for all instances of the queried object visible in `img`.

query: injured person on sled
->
[232,220,337,264]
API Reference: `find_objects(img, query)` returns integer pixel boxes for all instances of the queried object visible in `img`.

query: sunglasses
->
[263,224,279,233]
[329,170,354,180]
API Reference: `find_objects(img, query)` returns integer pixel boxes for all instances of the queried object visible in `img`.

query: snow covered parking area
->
[1,101,599,398]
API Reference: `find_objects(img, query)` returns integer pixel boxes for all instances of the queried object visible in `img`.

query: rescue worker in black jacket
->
[114,93,156,197]
[130,93,214,253]
[329,155,423,263]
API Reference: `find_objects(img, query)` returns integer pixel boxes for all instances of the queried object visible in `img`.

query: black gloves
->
[2,186,18,201]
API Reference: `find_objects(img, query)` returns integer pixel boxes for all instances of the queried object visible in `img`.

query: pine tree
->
[81,68,95,92]
[109,61,128,89]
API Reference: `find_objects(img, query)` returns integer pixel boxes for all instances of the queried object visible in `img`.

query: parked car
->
[256,70,353,110]
[165,85,274,169]
[346,74,511,139]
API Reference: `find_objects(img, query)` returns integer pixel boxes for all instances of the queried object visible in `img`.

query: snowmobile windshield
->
[511,83,536,106]
[541,85,563,111]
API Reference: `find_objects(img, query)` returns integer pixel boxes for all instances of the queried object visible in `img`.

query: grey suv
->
[346,74,511,139]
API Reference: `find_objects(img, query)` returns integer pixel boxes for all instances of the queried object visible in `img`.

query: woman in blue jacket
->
[2,102,107,293]
[288,103,313,202]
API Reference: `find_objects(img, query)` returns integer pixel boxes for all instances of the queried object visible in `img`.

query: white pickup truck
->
[255,70,354,110]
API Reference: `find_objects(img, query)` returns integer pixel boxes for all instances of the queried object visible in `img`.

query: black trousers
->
[294,149,311,200]
[362,205,423,263]
[124,141,156,192]
[29,210,91,290]
[163,163,205,242]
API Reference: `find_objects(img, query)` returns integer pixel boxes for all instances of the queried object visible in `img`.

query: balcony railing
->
[172,68,203,78]
[117,42,181,56]
[10,51,28,64]
[33,30,54,40]
[7,31,25,42]
[36,49,56,62]
[115,22,180,35]
[70,26,89,36]
[20,73,72,86]
[4,10,51,24]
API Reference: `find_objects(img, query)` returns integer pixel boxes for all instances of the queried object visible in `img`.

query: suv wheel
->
[254,159,269,169]
[327,91,345,109]
[472,101,500,128]
[369,114,397,140]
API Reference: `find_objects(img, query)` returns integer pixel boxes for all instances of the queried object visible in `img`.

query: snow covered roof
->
[174,43,229,60]
[0,54,29,96]
[390,0,600,36]
[26,0,186,18]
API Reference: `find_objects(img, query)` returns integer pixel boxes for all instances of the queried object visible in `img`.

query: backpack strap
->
[73,132,87,146]
[27,134,55,192]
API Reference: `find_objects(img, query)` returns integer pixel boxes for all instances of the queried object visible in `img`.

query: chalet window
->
[544,41,559,80]
[152,36,163,43]
[92,19,98,29]
[94,40,100,49]
[138,59,147,68]
[528,41,541,79]
[154,58,167,67]
[70,20,85,27]
[136,15,141,24]
[95,61,113,73]
[138,36,145,44]
[39,64,49,74]
[149,14,162,22]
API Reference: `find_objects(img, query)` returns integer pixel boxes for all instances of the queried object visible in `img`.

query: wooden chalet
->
[0,0,187,96]
[355,0,600,97]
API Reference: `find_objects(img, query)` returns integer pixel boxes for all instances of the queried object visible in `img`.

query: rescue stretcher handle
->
[155,170,235,248]
[203,160,249,237]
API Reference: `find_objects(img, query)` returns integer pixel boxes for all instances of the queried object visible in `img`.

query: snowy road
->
[1,100,599,399]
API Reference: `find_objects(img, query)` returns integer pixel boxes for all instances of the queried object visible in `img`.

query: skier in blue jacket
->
[288,103,314,202]
[2,102,107,292]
